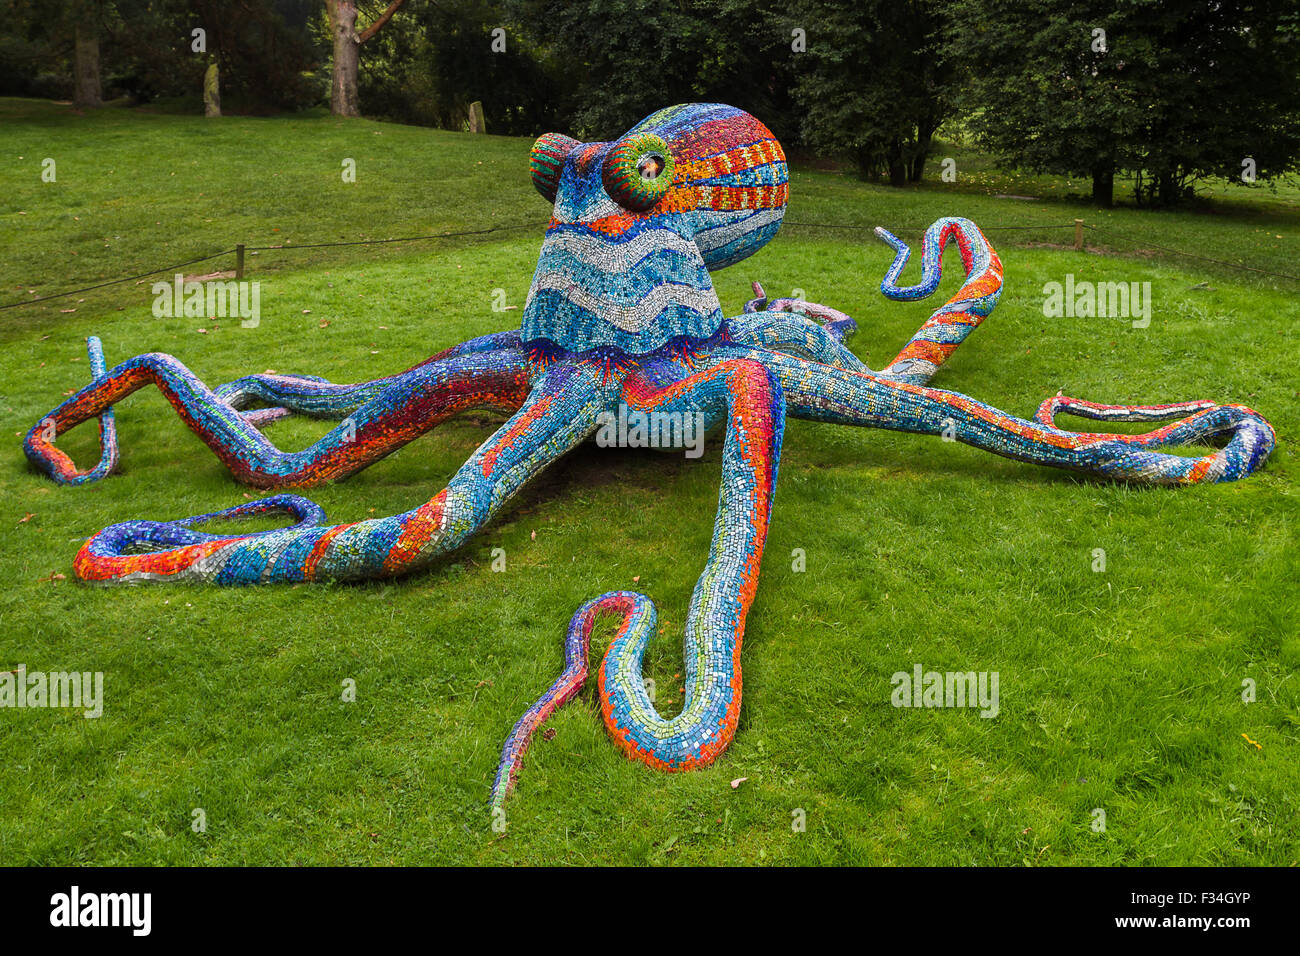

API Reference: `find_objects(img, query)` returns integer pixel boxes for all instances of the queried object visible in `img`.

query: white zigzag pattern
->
[537,229,701,272]
[694,208,784,256]
[528,271,721,333]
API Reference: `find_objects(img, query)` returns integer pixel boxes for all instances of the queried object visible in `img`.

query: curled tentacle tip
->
[873,226,908,254]
[171,493,328,532]
[85,335,107,373]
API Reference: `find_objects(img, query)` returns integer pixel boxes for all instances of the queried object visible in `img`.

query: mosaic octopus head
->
[520,103,789,356]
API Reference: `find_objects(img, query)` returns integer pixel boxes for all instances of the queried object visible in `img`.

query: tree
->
[505,0,801,142]
[325,0,407,117]
[949,0,1300,207]
[791,0,956,184]
[1,0,322,113]
[354,0,563,134]
[72,15,101,107]
[186,0,322,113]
[0,0,109,107]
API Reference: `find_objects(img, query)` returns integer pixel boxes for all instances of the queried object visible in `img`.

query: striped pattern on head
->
[521,104,789,355]
[615,103,789,268]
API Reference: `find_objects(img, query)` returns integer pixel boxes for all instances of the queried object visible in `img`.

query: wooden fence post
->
[1074,218,1085,251]
[235,243,245,279]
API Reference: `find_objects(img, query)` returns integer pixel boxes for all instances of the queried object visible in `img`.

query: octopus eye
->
[529,133,580,203]
[603,133,675,211]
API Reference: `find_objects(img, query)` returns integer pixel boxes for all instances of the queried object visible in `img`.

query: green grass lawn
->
[0,99,1296,865]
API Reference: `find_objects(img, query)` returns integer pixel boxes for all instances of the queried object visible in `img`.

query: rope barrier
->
[1082,224,1300,282]
[241,221,549,251]
[784,221,1084,232]
[786,219,1300,282]
[1,248,235,311]
[4,215,1296,313]
[0,222,548,311]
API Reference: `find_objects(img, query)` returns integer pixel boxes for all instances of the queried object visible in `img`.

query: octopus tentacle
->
[1034,395,1218,427]
[28,335,122,485]
[213,333,523,426]
[214,372,377,421]
[709,346,1273,484]
[742,281,860,342]
[420,330,523,361]
[727,309,869,372]
[491,590,655,814]
[73,362,620,584]
[874,217,1003,385]
[491,357,784,809]
[26,348,531,488]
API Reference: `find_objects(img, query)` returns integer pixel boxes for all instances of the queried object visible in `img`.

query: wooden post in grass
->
[468,101,486,134]
[1074,218,1085,251]
[235,243,245,279]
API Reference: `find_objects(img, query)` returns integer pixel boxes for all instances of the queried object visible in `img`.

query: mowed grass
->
[0,100,1297,865]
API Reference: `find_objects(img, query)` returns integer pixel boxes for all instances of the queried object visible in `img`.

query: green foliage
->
[791,0,956,183]
[503,0,801,141]
[0,0,322,112]
[355,0,563,134]
[185,0,322,112]
[9,0,1298,211]
[950,0,1300,206]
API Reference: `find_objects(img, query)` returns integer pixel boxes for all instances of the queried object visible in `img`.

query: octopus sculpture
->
[25,104,1275,816]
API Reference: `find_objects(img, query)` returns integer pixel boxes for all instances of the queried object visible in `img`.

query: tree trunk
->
[325,0,406,118]
[1156,170,1180,207]
[73,22,101,108]
[907,156,923,182]
[1091,164,1114,207]
[883,136,912,186]
[909,122,934,183]
[853,146,876,182]
[327,0,361,117]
